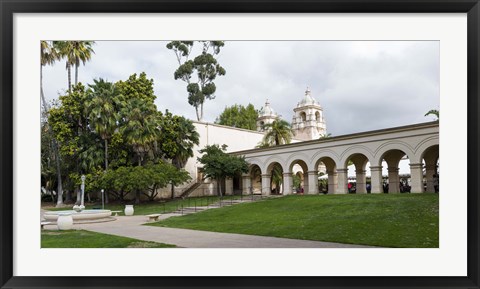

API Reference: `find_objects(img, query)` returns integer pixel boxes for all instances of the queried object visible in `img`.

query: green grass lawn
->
[148,194,439,248]
[44,195,245,216]
[41,230,176,248]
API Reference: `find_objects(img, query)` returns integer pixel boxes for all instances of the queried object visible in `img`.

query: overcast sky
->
[43,41,439,136]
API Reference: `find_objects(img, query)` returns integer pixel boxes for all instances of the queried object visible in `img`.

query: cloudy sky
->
[43,41,439,136]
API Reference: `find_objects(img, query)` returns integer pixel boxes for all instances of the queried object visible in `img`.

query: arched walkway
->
[233,122,439,196]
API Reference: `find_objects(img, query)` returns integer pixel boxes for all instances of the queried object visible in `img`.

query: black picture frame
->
[1,1,479,288]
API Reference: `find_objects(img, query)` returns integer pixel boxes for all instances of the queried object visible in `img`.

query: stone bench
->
[111,210,122,216]
[146,214,161,222]
[41,221,52,229]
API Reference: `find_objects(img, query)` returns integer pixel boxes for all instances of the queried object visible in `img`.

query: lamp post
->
[80,175,86,208]
[101,189,105,210]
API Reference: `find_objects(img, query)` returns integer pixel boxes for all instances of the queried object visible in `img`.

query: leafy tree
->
[215,103,259,130]
[197,144,249,196]
[166,41,226,121]
[424,109,439,120]
[48,84,95,203]
[54,41,95,91]
[262,119,293,146]
[99,163,190,204]
[115,72,156,104]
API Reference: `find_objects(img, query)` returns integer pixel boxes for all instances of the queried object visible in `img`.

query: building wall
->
[159,121,267,198]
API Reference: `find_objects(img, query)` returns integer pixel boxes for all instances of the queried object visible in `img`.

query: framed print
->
[1,0,479,288]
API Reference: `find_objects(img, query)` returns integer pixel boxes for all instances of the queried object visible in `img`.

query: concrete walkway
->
[42,212,374,248]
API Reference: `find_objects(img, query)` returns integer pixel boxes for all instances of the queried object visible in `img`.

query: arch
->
[267,161,284,195]
[300,112,306,122]
[311,149,341,170]
[339,145,374,168]
[263,155,287,173]
[248,163,262,176]
[245,158,264,173]
[286,152,311,172]
[411,136,439,163]
[248,164,262,195]
[373,141,415,166]
[421,144,439,193]
[315,111,320,121]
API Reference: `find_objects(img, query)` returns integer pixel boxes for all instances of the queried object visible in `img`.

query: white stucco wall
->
[186,121,267,181]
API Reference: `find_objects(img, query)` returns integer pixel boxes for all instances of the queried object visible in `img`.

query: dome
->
[298,87,320,106]
[259,100,277,117]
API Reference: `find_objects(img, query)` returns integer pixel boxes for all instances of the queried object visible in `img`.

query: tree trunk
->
[217,179,222,197]
[75,63,79,85]
[195,105,201,121]
[67,64,72,92]
[42,65,65,207]
[104,138,108,170]
[53,139,64,207]
[200,103,204,121]
[135,190,140,204]
[171,183,175,199]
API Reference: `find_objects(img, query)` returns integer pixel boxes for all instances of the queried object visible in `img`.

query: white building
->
[158,87,324,198]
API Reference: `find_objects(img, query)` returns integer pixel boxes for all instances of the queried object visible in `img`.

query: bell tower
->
[257,99,278,131]
[291,87,327,140]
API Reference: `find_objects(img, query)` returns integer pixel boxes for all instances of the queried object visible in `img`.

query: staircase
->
[178,182,203,199]
[171,195,270,215]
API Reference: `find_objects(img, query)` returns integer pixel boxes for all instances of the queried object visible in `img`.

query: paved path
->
[42,211,374,248]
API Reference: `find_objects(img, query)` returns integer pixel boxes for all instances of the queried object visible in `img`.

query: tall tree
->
[41,41,65,207]
[87,78,120,171]
[215,103,259,130]
[197,144,249,196]
[54,41,95,91]
[262,119,293,146]
[166,41,226,121]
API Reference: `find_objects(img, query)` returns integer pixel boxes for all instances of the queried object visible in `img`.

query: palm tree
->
[171,116,200,169]
[120,98,158,166]
[262,119,293,146]
[87,79,119,171]
[270,165,283,194]
[41,41,65,207]
[319,133,332,139]
[54,41,95,91]
[424,109,439,120]
[41,41,58,111]
[169,116,199,199]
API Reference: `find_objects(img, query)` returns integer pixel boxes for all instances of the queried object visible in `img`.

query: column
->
[307,171,319,194]
[370,166,383,194]
[425,164,436,193]
[409,163,424,193]
[356,169,367,194]
[336,168,348,194]
[242,175,251,195]
[283,172,293,195]
[388,167,400,193]
[225,177,233,195]
[327,170,337,194]
[261,174,271,196]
